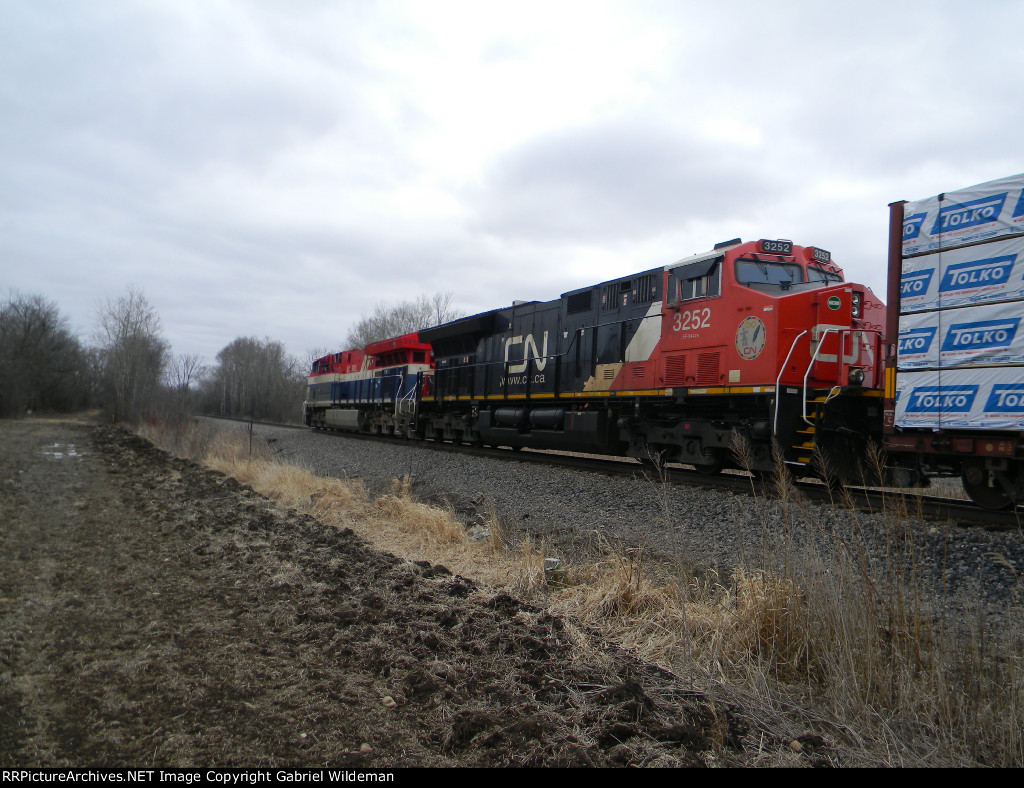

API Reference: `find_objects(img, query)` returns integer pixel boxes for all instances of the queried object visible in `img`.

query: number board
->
[758,239,793,255]
[811,247,831,263]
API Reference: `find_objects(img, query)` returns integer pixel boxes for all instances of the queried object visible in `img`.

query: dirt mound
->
[0,421,776,767]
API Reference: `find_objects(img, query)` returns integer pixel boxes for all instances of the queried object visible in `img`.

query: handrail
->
[774,330,808,437]
[803,328,846,426]
[395,371,419,417]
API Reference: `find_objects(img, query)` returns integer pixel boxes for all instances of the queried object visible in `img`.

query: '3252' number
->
[672,308,711,332]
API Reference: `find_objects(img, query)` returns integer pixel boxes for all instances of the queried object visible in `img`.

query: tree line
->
[0,288,462,424]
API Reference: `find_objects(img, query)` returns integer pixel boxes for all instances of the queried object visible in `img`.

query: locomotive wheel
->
[639,457,665,474]
[961,460,1015,511]
[639,445,668,475]
[693,448,725,476]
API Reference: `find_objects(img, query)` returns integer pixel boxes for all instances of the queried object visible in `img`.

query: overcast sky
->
[3,0,1023,366]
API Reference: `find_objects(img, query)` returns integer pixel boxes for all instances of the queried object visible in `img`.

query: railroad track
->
[207,417,1024,530]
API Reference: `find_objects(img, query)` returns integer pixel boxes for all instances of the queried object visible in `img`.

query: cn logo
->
[504,332,549,373]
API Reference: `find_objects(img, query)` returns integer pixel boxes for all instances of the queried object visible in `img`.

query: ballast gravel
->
[229,422,1024,632]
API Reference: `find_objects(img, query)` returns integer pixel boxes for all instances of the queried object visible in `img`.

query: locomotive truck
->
[306,238,888,483]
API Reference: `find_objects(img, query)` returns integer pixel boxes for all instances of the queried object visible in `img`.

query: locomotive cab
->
[654,239,885,479]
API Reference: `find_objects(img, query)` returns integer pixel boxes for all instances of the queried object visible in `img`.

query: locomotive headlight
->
[851,291,863,318]
[848,368,865,386]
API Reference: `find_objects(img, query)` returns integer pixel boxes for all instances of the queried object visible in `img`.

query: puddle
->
[41,442,82,460]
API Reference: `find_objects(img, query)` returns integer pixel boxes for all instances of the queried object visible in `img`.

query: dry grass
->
[145,426,513,587]
[509,538,549,597]
[758,448,1022,765]
[142,420,1024,767]
[138,418,219,462]
[375,475,469,547]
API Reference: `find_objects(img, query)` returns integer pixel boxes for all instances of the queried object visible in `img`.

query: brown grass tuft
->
[728,569,807,675]
[509,538,548,597]
[374,489,469,546]
[579,548,669,620]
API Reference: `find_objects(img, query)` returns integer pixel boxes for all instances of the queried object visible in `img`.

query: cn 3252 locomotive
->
[305,238,888,485]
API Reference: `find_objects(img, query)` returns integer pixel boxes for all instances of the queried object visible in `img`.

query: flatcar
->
[884,172,1024,509]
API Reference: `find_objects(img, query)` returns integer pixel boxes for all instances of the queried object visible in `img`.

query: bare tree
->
[304,346,332,374]
[0,291,88,416]
[165,352,204,424]
[167,352,203,392]
[200,336,305,422]
[95,286,169,423]
[423,291,461,327]
[343,291,463,348]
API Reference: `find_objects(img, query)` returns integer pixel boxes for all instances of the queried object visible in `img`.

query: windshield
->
[735,260,805,288]
[807,265,843,283]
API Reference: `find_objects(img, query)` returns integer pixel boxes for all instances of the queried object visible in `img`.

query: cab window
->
[668,258,721,305]
[735,260,805,289]
[808,265,843,283]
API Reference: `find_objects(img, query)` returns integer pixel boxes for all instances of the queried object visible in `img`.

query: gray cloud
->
[473,121,773,242]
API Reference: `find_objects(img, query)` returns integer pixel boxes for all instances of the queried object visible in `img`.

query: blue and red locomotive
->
[304,333,432,433]
[305,238,887,482]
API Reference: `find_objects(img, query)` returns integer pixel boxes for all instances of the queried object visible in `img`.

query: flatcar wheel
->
[961,460,1014,511]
